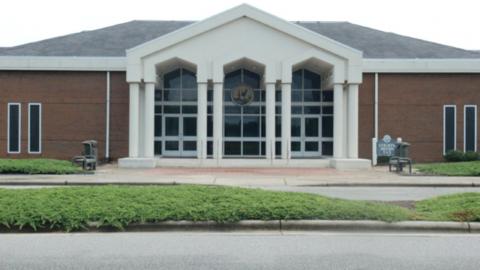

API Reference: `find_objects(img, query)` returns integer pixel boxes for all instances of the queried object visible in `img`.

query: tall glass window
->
[291,69,333,157]
[8,103,21,153]
[155,68,197,157]
[464,105,477,152]
[443,105,456,154]
[223,69,265,157]
[28,103,41,153]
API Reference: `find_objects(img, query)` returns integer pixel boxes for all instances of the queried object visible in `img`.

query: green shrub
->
[444,151,480,162]
[463,151,479,161]
[444,150,466,162]
[0,185,413,231]
[0,159,82,174]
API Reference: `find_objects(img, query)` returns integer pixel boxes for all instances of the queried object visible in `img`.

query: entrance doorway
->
[163,115,197,157]
[154,67,198,157]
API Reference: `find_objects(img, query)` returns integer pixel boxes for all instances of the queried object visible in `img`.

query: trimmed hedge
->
[444,150,479,162]
[0,185,413,231]
[0,159,82,174]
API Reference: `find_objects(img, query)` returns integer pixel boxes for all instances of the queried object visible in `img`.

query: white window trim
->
[464,105,477,152]
[28,103,42,154]
[7,103,21,154]
[443,105,456,155]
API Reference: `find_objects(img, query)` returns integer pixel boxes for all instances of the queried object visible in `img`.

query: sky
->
[1,0,479,50]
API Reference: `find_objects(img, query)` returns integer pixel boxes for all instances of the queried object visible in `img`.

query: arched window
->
[223,68,265,157]
[291,69,333,157]
[154,68,198,157]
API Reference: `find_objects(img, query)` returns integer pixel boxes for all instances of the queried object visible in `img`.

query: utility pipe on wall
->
[372,73,379,166]
[105,71,111,161]
[374,73,379,139]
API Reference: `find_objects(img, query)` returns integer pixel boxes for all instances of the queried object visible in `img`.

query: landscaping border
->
[0,180,479,187]
[1,220,479,234]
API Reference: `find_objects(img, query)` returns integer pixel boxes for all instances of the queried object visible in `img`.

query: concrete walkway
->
[1,164,479,187]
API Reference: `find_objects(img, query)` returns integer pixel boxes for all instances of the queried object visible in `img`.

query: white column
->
[197,82,208,159]
[265,83,276,160]
[143,82,155,158]
[333,83,344,158]
[281,83,291,160]
[347,84,359,158]
[128,83,140,157]
[213,82,223,160]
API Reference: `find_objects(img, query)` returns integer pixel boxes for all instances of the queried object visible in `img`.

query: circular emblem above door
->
[231,84,254,105]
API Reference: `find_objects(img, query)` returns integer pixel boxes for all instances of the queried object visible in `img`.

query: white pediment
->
[127,4,362,84]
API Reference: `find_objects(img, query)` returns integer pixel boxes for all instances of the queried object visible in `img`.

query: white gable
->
[127,4,362,84]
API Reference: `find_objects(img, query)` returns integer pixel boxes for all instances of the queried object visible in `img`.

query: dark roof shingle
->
[1,20,479,58]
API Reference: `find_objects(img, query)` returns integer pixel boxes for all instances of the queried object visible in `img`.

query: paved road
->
[258,186,480,201]
[1,232,479,270]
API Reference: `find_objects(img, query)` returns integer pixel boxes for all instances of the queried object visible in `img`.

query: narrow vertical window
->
[28,103,42,153]
[443,105,456,154]
[7,103,21,153]
[464,105,477,152]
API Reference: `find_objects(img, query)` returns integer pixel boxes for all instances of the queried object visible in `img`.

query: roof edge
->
[126,4,362,61]
[0,56,126,71]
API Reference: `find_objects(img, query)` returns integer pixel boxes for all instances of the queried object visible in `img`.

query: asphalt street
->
[1,232,479,270]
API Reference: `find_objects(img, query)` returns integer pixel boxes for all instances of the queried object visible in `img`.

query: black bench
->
[388,142,412,174]
[72,140,98,170]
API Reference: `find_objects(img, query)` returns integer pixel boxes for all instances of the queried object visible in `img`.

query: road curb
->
[0,181,479,187]
[79,220,480,233]
[2,220,478,233]
[297,183,479,187]
[0,181,178,186]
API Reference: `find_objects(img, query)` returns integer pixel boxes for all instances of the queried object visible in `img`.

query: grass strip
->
[0,185,412,231]
[0,159,82,174]
[415,192,480,222]
[416,161,480,176]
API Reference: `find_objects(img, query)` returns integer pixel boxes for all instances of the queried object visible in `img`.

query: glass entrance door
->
[291,116,322,157]
[163,115,197,157]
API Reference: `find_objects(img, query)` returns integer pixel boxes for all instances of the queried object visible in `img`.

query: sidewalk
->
[1,164,480,187]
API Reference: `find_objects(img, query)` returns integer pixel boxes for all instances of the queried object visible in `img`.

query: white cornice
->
[0,56,126,71]
[2,56,480,74]
[363,58,480,73]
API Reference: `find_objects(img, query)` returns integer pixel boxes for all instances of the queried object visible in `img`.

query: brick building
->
[1,4,479,168]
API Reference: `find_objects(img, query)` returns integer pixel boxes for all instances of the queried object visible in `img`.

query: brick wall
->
[359,73,480,162]
[0,71,129,160]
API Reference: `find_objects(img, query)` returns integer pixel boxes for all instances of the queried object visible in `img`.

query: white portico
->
[119,4,370,169]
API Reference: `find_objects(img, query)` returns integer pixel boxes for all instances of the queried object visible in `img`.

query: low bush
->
[444,150,466,162]
[463,151,479,161]
[0,159,82,174]
[443,150,479,162]
[0,185,413,231]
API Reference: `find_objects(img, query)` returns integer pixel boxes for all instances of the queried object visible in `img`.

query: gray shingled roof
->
[1,20,479,58]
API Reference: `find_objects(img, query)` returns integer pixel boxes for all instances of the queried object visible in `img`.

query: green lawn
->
[0,185,413,231]
[415,161,480,176]
[0,159,82,174]
[416,193,480,222]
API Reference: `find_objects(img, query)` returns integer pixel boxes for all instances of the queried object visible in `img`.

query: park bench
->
[389,142,412,174]
[72,140,98,170]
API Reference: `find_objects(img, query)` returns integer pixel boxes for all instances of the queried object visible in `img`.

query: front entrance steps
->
[118,157,371,170]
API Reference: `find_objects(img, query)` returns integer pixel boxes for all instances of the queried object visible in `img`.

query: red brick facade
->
[359,73,480,162]
[0,71,129,160]
[1,71,479,162]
